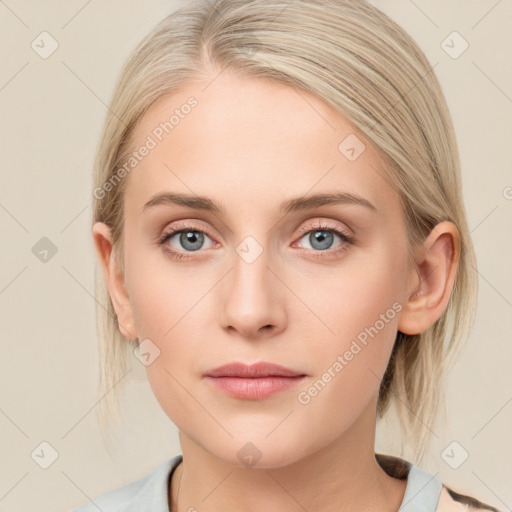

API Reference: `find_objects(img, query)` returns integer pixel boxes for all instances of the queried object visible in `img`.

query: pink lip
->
[205,362,303,378]
[204,362,306,400]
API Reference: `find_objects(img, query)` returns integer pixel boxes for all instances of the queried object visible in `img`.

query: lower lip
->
[205,376,306,400]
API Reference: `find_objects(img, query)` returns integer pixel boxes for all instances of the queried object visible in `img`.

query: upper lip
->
[205,362,305,378]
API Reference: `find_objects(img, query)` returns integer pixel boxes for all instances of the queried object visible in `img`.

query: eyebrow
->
[141,191,377,215]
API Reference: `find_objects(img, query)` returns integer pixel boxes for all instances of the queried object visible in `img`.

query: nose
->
[218,244,287,340]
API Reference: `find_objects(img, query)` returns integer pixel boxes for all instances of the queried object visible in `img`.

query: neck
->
[169,399,407,512]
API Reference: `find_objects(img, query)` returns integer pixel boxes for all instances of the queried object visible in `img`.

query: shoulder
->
[437,483,504,512]
[70,455,182,512]
[375,452,503,512]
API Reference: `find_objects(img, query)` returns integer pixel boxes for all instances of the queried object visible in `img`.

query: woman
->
[73,0,502,510]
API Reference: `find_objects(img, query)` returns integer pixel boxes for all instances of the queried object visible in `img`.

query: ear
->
[398,221,461,335]
[92,222,138,340]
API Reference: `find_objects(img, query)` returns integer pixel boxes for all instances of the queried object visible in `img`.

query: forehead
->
[123,70,395,215]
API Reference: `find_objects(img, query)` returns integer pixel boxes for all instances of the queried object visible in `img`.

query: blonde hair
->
[92,0,477,465]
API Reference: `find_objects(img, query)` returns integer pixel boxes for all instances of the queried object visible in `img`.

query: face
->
[112,70,415,467]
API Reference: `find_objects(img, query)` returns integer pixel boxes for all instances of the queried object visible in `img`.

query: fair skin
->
[93,69,460,512]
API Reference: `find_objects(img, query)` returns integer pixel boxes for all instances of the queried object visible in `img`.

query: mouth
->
[204,362,307,400]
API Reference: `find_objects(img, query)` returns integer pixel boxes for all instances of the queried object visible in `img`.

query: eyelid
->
[158,218,214,238]
[296,219,352,237]
[157,221,214,243]
[293,219,356,247]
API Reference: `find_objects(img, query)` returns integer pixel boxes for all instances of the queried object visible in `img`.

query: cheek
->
[126,264,208,431]
[123,249,213,415]
[292,244,405,400]
[125,246,206,339]
[292,272,402,442]
[297,245,406,344]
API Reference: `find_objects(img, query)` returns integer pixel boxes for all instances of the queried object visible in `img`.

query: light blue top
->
[71,454,442,512]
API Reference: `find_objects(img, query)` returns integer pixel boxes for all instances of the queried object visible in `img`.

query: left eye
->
[297,228,350,251]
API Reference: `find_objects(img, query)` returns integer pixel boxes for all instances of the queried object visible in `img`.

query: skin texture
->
[93,69,460,512]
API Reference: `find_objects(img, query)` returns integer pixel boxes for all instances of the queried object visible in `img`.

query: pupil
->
[311,230,333,250]
[180,231,203,251]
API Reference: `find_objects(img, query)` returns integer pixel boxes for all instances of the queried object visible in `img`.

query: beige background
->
[0,1,511,511]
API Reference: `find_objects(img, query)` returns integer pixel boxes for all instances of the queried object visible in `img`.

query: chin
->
[200,433,315,470]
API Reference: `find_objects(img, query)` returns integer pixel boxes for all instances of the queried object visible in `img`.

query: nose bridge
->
[219,231,285,337]
[231,233,273,308]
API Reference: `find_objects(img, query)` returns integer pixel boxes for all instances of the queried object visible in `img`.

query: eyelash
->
[157,221,356,261]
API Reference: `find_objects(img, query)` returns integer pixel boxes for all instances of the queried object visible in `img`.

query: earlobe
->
[398,221,460,335]
[92,222,138,340]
